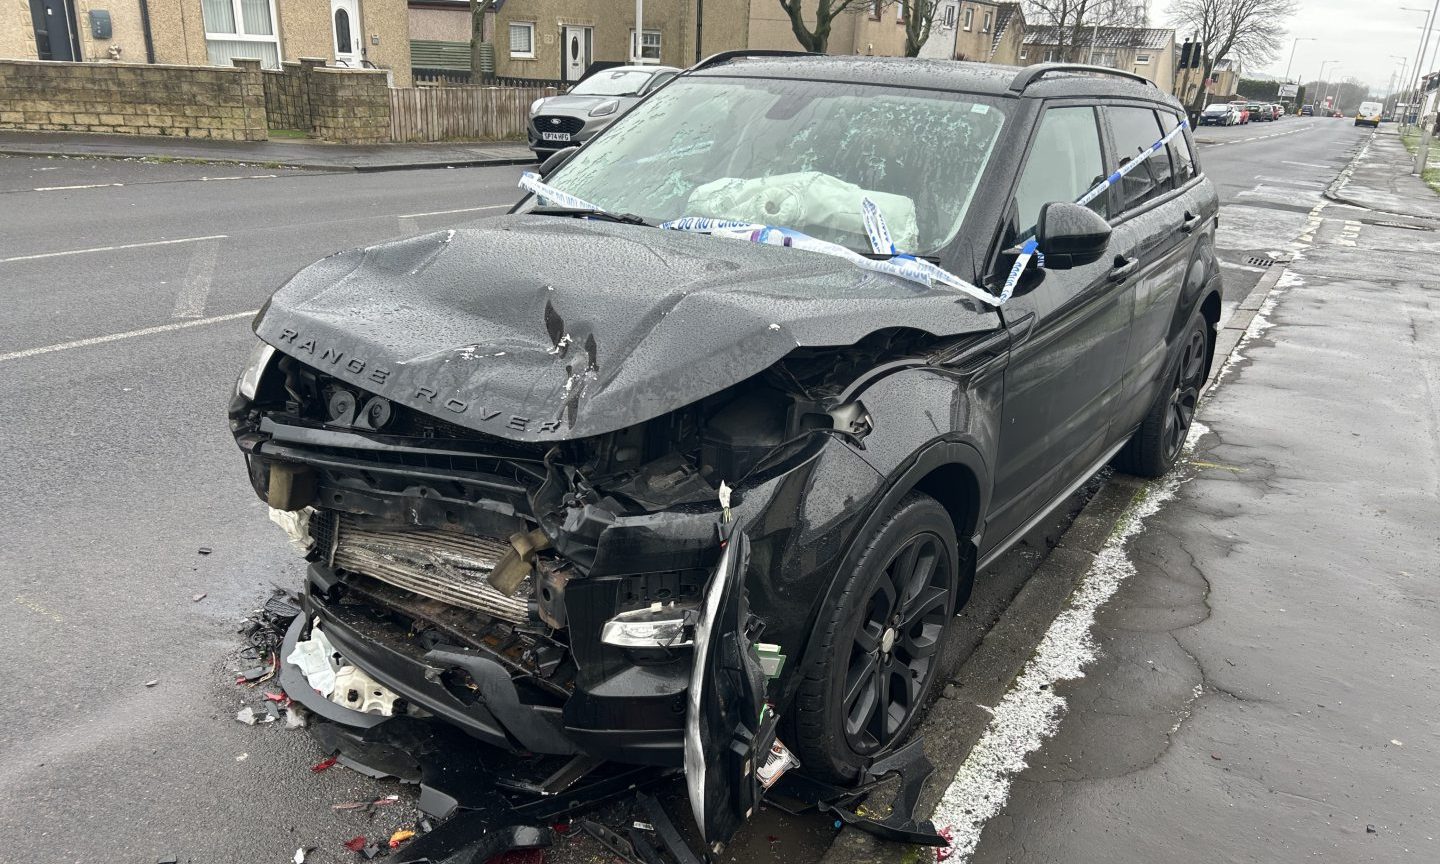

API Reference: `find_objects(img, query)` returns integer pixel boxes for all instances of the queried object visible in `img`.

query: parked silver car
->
[528,65,681,160]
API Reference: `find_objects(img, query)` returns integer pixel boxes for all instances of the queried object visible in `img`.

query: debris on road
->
[144,679,159,687]
[310,756,338,772]
[344,836,367,852]
[198,547,212,555]
[388,829,415,848]
[193,593,207,602]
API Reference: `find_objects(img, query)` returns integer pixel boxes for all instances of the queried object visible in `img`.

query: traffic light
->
[1180,42,1194,69]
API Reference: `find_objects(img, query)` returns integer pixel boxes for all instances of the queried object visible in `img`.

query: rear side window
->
[1106,105,1169,211]
[1012,106,1107,239]
[1163,110,1197,184]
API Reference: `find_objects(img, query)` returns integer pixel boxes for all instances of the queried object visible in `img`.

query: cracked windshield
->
[544,77,1007,254]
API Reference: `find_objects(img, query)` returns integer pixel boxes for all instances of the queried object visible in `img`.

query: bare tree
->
[903,0,945,57]
[778,0,887,53]
[1023,0,1134,63]
[1169,0,1297,113]
[469,0,498,81]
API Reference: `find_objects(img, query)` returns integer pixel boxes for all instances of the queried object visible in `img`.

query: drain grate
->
[1246,256,1276,267]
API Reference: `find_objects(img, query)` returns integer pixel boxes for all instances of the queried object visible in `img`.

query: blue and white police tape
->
[518,172,600,211]
[1000,118,1191,301]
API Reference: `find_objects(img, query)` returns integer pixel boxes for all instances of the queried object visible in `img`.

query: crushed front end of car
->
[230,217,1000,848]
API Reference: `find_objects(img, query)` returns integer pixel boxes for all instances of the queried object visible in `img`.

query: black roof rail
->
[688,49,819,73]
[1008,63,1156,93]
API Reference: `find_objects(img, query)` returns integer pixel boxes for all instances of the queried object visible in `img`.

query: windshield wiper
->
[529,205,652,226]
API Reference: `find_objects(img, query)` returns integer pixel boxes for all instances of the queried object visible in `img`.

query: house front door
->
[29,0,78,61]
[562,26,592,83]
[331,0,363,67]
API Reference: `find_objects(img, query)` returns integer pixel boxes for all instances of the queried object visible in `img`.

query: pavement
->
[3,117,1433,864]
[0,129,537,171]
[1326,126,1440,220]
[823,122,1440,863]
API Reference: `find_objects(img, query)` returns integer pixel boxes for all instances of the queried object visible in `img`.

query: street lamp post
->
[1283,37,1315,111]
[1313,59,1339,112]
[1402,5,1435,131]
[1413,0,1440,174]
[1391,54,1410,116]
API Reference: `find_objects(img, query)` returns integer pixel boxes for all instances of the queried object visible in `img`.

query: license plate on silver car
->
[540,132,571,142]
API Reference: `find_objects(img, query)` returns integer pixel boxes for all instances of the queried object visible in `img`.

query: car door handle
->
[1180,211,1203,234]
[1108,255,1138,282]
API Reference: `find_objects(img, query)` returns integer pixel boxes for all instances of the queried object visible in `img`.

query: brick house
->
[3,0,413,85]
[1021,25,1176,92]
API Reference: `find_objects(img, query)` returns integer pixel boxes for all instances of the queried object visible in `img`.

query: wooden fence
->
[388,85,557,142]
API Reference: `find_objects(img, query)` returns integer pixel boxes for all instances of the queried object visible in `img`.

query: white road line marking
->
[171,238,221,318]
[32,182,124,191]
[202,174,278,181]
[395,204,509,219]
[1283,161,1331,169]
[0,310,258,364]
[0,234,228,264]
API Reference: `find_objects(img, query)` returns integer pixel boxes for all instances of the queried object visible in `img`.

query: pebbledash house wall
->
[0,57,268,139]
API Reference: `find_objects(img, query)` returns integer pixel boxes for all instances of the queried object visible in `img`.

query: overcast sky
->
[1162,0,1439,92]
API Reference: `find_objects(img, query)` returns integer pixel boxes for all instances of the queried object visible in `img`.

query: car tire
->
[1116,307,1212,478]
[790,492,960,782]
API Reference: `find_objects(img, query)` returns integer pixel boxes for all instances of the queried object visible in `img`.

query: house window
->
[943,4,956,28]
[201,0,281,68]
[1044,49,1059,62]
[1135,53,1152,64]
[629,29,661,62]
[982,11,991,32]
[509,22,535,59]
[897,0,906,22]
[1019,48,1028,60]
[869,0,881,20]
[963,7,973,30]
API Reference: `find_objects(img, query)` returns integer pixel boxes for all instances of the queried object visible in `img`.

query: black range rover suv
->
[230,55,1221,849]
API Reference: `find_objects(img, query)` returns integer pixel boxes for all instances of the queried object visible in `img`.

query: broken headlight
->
[600,601,698,648]
[236,341,276,400]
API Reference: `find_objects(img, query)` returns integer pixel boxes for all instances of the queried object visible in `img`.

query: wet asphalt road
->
[0,118,1373,864]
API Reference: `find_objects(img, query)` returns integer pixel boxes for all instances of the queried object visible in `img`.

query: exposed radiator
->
[328,513,530,624]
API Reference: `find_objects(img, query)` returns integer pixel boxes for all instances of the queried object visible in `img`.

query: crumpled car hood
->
[253,214,1000,442]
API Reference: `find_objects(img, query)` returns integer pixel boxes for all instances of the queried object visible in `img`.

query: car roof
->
[604,65,681,74]
[688,55,1178,106]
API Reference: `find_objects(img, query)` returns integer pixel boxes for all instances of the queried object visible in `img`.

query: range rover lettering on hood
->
[252,214,1001,442]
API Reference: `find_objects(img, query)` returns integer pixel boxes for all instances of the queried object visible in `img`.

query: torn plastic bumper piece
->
[684,520,774,853]
[278,590,565,752]
[817,737,948,847]
[391,822,552,864]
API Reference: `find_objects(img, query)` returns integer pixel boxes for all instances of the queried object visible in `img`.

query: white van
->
[1355,101,1383,128]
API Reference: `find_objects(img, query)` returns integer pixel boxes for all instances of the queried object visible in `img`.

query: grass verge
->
[1400,130,1440,194]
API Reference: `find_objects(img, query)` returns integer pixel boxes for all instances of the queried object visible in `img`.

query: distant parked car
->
[527,65,682,161]
[1227,100,1251,123]
[1199,103,1238,126]
[1247,101,1271,121]
[1300,105,1314,116]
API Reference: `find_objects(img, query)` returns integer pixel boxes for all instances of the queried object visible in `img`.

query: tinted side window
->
[1165,110,1197,184]
[1012,106,1107,240]
[1107,105,1168,210]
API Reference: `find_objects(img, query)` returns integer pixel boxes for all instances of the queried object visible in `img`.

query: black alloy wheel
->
[1117,307,1212,478]
[789,492,961,782]
[1162,324,1208,463]
[842,531,952,754]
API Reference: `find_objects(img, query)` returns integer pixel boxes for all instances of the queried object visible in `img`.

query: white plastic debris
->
[330,665,399,716]
[718,480,732,524]
[285,620,340,697]
[268,506,315,554]
[235,706,259,726]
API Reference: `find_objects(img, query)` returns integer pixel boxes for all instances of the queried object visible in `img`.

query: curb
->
[0,146,536,173]
[819,252,1297,864]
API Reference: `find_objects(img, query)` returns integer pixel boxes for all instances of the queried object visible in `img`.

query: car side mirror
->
[1036,201,1111,270]
[538,147,578,178]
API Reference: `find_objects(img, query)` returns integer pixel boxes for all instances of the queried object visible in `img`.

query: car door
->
[984,103,1138,552]
[1103,104,1206,437]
